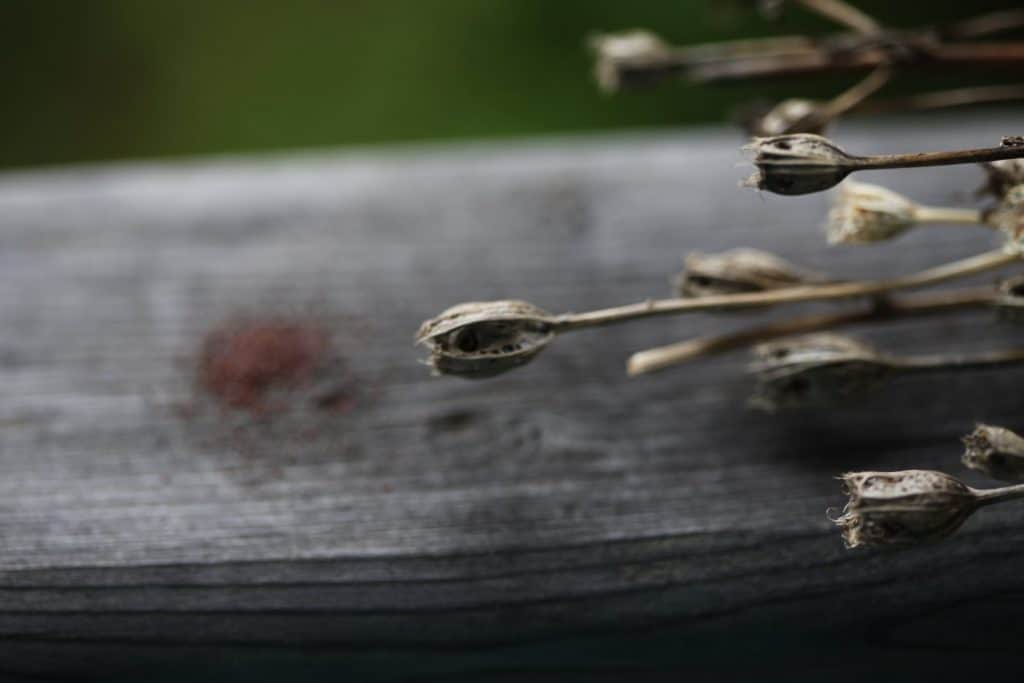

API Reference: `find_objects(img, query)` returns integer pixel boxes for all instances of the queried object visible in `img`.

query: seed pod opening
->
[825,180,917,245]
[675,248,829,299]
[743,134,855,196]
[749,333,893,412]
[415,300,555,379]
[834,470,979,548]
[962,424,1024,481]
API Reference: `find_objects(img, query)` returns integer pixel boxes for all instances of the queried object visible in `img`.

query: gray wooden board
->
[1,112,1023,681]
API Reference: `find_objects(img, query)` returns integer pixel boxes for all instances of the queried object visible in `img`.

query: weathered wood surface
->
[1,113,1023,681]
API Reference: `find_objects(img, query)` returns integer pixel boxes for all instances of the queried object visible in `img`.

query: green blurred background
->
[3,0,1021,169]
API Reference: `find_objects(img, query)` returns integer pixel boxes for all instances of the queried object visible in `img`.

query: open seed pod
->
[962,424,1024,481]
[675,248,829,299]
[749,333,894,411]
[743,134,855,196]
[834,470,980,548]
[416,300,555,379]
[826,180,918,244]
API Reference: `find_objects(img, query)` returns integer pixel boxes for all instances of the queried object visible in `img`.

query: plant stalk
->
[626,287,994,376]
[895,348,1024,374]
[913,206,985,225]
[973,482,1024,505]
[796,0,881,34]
[552,249,1017,332]
[854,143,1024,171]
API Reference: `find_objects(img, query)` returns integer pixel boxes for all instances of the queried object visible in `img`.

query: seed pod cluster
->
[420,5,1024,552]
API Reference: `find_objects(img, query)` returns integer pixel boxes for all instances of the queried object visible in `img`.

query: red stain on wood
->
[198,319,330,413]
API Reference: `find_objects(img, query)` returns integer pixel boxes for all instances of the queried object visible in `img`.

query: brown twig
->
[856,84,1024,114]
[941,9,1024,40]
[795,0,881,35]
[626,287,994,376]
[553,249,1016,331]
[689,42,1024,83]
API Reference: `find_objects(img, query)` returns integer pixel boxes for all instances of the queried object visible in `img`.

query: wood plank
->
[0,112,1022,680]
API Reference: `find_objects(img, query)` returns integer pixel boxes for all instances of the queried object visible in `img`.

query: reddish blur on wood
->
[198,319,330,412]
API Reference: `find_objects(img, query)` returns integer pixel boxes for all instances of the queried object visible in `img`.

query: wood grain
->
[0,113,1023,681]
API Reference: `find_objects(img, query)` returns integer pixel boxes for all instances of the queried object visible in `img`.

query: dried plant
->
[749,332,1024,412]
[825,180,986,245]
[674,248,831,298]
[833,469,1024,548]
[962,424,1024,481]
[418,1,1024,548]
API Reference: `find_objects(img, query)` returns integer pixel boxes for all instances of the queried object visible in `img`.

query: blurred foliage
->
[1,0,1020,168]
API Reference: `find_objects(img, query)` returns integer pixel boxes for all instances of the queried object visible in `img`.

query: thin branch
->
[553,249,1017,331]
[897,348,1024,373]
[626,287,993,376]
[689,42,1024,83]
[973,481,1024,505]
[941,9,1024,40]
[815,65,890,122]
[856,84,1024,114]
[795,0,881,35]
[854,141,1024,171]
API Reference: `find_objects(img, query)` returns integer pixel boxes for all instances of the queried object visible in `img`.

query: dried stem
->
[853,142,1024,171]
[972,482,1024,506]
[858,84,1024,114]
[913,206,985,225]
[895,348,1024,374]
[597,30,1024,87]
[626,287,993,376]
[795,0,881,34]
[552,249,1017,331]
[689,42,1024,83]
[942,9,1024,40]
[814,65,890,123]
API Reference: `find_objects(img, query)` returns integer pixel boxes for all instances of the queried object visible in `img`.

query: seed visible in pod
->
[415,300,555,379]
[834,470,980,548]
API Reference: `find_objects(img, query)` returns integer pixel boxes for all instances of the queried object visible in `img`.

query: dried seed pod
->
[749,333,893,411]
[834,470,980,548]
[825,180,918,244]
[415,301,555,379]
[675,248,829,299]
[590,30,672,93]
[989,184,1024,253]
[981,159,1024,199]
[995,274,1024,322]
[743,134,855,196]
[962,424,1024,481]
[749,99,828,137]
